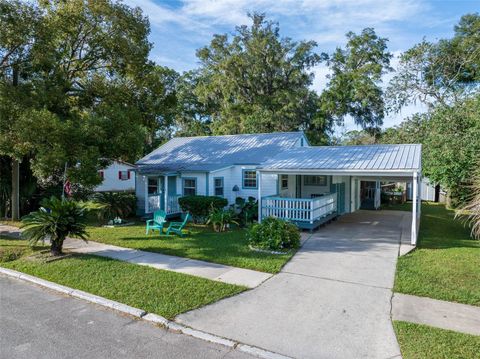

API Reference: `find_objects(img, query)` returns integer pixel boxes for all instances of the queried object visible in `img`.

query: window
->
[99,171,104,179]
[242,170,257,189]
[148,178,158,195]
[304,175,327,186]
[280,175,288,190]
[118,170,130,181]
[183,178,197,196]
[214,177,224,196]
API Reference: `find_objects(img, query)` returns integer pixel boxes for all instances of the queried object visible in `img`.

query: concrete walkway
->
[0,224,271,288]
[177,211,409,359]
[393,293,480,336]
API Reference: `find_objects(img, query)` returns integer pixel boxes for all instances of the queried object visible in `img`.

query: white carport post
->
[257,170,262,223]
[164,175,168,213]
[411,171,418,245]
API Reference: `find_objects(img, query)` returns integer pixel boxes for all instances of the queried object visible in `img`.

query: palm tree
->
[21,197,92,256]
[457,170,480,239]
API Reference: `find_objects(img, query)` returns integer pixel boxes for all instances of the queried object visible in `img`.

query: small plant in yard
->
[246,217,300,251]
[21,196,96,256]
[178,195,228,223]
[92,192,136,223]
[206,207,238,232]
[232,196,258,227]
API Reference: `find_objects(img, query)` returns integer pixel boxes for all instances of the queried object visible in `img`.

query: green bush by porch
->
[86,224,294,273]
[394,203,480,306]
[1,238,245,319]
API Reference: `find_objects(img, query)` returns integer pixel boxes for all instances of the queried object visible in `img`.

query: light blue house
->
[135,132,422,245]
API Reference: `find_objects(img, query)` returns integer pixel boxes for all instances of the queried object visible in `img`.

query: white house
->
[95,160,136,192]
[135,132,422,245]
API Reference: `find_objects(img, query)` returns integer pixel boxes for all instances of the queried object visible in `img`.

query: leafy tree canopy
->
[320,28,393,132]
[387,13,480,110]
[0,0,176,189]
[192,13,323,138]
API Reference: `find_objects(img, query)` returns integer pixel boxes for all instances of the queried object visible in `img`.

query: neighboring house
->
[95,160,135,192]
[135,132,422,245]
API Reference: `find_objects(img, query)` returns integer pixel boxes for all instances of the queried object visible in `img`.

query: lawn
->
[86,224,294,273]
[0,219,22,227]
[394,203,480,306]
[394,321,480,359]
[1,238,245,319]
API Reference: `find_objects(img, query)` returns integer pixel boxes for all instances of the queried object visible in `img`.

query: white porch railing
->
[166,194,181,214]
[146,194,182,214]
[261,193,337,223]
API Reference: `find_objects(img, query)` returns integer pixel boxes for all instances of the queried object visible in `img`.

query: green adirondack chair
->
[146,210,167,235]
[166,213,190,237]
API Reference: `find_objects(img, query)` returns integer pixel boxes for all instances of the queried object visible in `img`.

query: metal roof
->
[136,132,305,172]
[260,144,422,172]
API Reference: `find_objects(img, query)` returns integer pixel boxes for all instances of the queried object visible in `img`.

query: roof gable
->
[137,132,305,172]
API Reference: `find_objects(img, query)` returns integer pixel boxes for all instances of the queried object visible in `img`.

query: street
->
[0,275,253,359]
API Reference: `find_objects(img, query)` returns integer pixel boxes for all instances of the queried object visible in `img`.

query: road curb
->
[0,267,292,359]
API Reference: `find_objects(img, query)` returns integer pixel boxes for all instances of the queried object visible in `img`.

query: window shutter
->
[118,171,122,179]
[99,171,104,179]
[127,170,131,180]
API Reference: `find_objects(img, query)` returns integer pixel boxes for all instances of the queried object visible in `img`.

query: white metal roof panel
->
[260,144,421,171]
[136,132,304,172]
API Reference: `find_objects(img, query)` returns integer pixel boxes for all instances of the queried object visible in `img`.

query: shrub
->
[92,192,136,222]
[246,217,300,251]
[21,196,96,256]
[206,207,239,232]
[232,196,258,226]
[178,196,228,223]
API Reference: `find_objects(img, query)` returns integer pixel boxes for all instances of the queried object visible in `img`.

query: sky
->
[124,0,479,132]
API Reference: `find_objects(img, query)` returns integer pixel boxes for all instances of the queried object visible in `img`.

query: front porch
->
[261,193,338,230]
[142,174,182,216]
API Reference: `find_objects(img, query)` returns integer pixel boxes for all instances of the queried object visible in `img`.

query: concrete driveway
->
[177,210,411,359]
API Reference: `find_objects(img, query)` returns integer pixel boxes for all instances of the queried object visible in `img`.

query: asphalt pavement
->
[0,274,254,359]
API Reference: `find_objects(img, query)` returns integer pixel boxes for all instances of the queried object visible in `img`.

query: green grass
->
[394,203,480,306]
[1,238,245,319]
[0,237,43,263]
[86,224,294,273]
[382,201,413,211]
[394,321,480,359]
[0,219,22,227]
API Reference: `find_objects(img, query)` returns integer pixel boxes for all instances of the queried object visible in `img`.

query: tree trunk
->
[446,191,452,209]
[50,238,64,256]
[11,66,20,221]
[11,158,20,220]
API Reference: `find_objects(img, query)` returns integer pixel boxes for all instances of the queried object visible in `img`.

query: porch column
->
[257,171,262,223]
[411,171,418,245]
[144,176,149,213]
[164,175,168,213]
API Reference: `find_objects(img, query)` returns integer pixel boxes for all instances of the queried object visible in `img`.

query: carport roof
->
[259,144,421,172]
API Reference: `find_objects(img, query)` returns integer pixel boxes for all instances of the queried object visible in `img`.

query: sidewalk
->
[392,293,480,336]
[0,224,271,288]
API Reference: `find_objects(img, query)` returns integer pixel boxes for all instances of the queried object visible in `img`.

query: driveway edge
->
[0,267,292,359]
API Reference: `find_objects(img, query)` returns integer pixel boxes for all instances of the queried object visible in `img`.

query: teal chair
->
[146,210,167,235]
[166,213,190,237]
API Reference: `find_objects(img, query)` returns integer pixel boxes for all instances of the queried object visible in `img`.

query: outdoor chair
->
[166,213,190,237]
[145,210,167,235]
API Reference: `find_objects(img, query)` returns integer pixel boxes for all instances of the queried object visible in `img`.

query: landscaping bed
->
[1,238,245,319]
[86,224,294,273]
[394,321,480,359]
[394,203,480,306]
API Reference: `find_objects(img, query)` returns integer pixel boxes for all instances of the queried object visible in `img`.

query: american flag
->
[64,180,72,197]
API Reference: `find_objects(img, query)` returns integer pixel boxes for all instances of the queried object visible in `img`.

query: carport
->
[257,144,422,245]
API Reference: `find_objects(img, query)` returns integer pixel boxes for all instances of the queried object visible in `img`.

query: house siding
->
[95,161,135,192]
